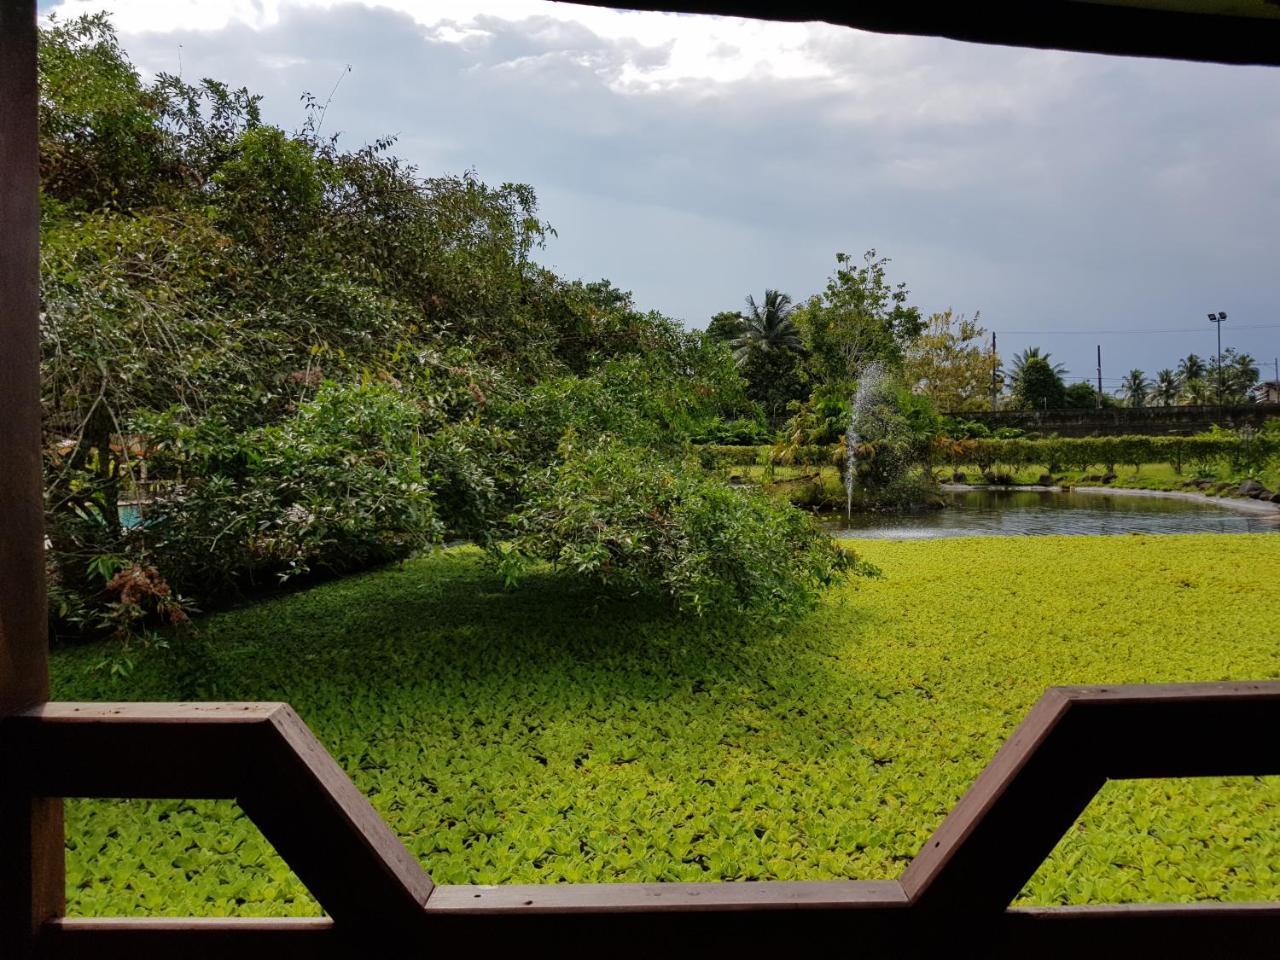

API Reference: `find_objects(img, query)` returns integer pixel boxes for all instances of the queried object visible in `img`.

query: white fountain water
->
[844,362,890,522]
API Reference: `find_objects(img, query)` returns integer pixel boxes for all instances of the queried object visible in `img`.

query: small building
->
[1253,380,1280,404]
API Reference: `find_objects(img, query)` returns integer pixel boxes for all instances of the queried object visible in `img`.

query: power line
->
[994,323,1280,336]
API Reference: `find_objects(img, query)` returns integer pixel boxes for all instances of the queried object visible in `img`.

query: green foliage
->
[936,433,1280,478]
[792,250,923,384]
[502,439,861,616]
[904,309,995,412]
[696,444,834,468]
[1063,381,1102,409]
[143,382,440,597]
[49,535,1280,913]
[1012,355,1067,410]
[40,14,824,639]
[689,419,772,446]
[705,310,744,343]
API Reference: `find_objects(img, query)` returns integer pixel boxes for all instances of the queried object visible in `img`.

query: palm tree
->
[1006,347,1066,396]
[1152,369,1179,406]
[1227,350,1260,401]
[1177,353,1207,386]
[730,289,803,364]
[1181,377,1211,405]
[1120,369,1150,408]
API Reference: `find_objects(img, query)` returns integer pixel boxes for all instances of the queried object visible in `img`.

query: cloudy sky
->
[44,0,1280,385]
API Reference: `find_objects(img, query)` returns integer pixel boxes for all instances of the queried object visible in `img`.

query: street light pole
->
[1207,311,1227,405]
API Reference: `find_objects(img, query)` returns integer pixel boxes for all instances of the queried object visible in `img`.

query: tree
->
[40,14,857,638]
[1007,347,1066,398]
[705,310,744,344]
[1181,377,1211,405]
[740,348,808,427]
[1012,356,1066,410]
[1120,369,1150,408]
[1153,369,1180,406]
[792,250,923,386]
[1063,381,1100,409]
[1177,354,1207,389]
[1220,349,1260,402]
[904,309,996,412]
[730,290,803,362]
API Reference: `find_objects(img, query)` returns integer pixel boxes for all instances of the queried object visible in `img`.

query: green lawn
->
[52,534,1280,916]
[732,462,1280,500]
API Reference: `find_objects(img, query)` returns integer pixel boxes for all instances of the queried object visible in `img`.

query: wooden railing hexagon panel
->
[7,682,1280,955]
[8,703,432,947]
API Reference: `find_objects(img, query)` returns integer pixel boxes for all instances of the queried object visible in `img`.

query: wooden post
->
[0,0,65,953]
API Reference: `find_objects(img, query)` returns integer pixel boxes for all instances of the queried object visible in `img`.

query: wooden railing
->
[6,682,1280,956]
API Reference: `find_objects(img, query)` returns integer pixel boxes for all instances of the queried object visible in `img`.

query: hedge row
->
[934,435,1280,474]
[695,435,1280,476]
[696,445,838,468]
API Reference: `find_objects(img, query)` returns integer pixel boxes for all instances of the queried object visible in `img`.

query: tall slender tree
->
[1153,369,1179,406]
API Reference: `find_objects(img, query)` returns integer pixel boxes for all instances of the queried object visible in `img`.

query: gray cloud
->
[96,2,1280,380]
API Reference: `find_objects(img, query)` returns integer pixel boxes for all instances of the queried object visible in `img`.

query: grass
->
[51,534,1280,916]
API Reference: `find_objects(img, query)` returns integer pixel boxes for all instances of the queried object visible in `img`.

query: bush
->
[144,382,440,597]
[933,433,1280,478]
[689,418,772,446]
[500,438,869,616]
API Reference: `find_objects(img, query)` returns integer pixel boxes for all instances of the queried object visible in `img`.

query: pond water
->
[824,488,1280,540]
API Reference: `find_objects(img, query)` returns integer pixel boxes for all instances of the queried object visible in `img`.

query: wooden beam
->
[561,1,1280,67]
[0,1,64,955]
[9,685,1280,952]
[8,703,434,940]
[902,682,1280,914]
[38,918,343,959]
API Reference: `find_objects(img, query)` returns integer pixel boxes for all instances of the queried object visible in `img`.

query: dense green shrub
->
[143,383,440,597]
[934,433,1280,478]
[697,444,836,468]
[501,438,866,616]
[689,419,772,446]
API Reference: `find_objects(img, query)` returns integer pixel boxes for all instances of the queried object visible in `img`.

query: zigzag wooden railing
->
[6,682,1280,956]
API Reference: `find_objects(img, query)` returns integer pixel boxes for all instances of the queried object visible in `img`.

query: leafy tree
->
[501,439,860,617]
[730,290,803,361]
[1007,347,1066,399]
[705,310,744,343]
[739,348,809,427]
[1121,369,1150,408]
[39,14,842,638]
[1012,356,1067,410]
[792,250,923,386]
[1211,349,1260,403]
[1063,381,1101,409]
[904,309,996,412]
[1153,369,1180,407]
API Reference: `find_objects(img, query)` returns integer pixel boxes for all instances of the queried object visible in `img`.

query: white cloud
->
[41,0,1280,376]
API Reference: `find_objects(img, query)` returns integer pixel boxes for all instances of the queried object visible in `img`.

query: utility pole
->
[990,331,998,411]
[1096,344,1102,409]
[1208,311,1227,405]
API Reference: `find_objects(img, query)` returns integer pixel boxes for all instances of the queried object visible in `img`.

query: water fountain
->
[845,362,888,521]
